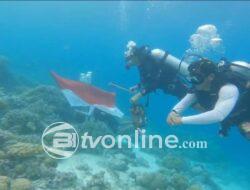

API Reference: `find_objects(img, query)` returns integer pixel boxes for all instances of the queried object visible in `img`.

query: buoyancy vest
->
[193,74,250,130]
[137,46,187,98]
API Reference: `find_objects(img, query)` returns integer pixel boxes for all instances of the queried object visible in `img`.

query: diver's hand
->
[167,111,182,126]
[130,92,142,104]
[167,111,178,125]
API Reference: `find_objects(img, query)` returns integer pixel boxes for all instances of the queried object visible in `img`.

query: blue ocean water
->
[0,1,250,189]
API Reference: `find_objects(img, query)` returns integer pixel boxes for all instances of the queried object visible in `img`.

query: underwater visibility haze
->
[0,1,250,190]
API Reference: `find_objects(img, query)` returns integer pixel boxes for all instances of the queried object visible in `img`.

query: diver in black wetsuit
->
[125,41,187,104]
[124,41,188,129]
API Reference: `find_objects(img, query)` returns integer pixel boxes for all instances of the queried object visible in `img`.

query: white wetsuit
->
[172,84,240,125]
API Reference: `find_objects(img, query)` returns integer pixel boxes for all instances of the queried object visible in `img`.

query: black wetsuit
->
[136,47,187,99]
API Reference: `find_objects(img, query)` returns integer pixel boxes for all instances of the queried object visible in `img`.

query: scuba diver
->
[167,58,250,139]
[124,41,189,129]
[125,41,188,103]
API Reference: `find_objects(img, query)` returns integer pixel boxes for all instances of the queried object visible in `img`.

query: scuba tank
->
[229,61,250,81]
[218,59,250,89]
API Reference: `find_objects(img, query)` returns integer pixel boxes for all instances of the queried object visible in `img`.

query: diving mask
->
[188,58,217,85]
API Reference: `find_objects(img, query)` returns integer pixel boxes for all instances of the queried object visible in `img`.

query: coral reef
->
[84,171,111,190]
[77,119,116,154]
[6,143,43,159]
[0,61,224,190]
[170,173,189,190]
[161,154,189,171]
[133,156,150,168]
[135,171,168,190]
[0,176,9,190]
[22,85,73,120]
[0,85,77,134]
[1,109,41,133]
[11,178,32,190]
[107,154,129,172]
[48,172,77,189]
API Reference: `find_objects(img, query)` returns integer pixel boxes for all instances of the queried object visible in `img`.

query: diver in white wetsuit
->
[167,58,250,139]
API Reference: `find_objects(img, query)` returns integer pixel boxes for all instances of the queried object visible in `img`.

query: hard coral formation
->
[11,178,32,190]
[49,172,77,189]
[0,176,10,190]
[85,171,111,190]
[81,119,115,138]
[78,119,115,154]
[135,171,168,190]
[1,109,41,133]
[6,143,43,159]
[22,85,72,119]
[161,154,189,171]
[108,156,129,172]
[0,85,76,134]
[134,156,150,168]
[170,173,189,190]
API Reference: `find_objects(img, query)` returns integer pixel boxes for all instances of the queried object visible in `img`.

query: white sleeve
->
[182,84,239,125]
[172,93,197,114]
